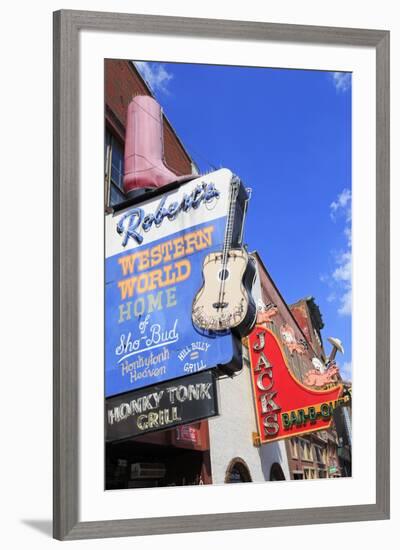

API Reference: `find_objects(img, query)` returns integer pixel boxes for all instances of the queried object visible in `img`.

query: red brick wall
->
[105,59,193,176]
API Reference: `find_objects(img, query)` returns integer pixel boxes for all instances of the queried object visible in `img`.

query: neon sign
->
[116,182,220,246]
[105,169,240,397]
[248,326,343,444]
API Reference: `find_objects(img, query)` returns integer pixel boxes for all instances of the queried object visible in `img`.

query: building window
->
[109,183,125,206]
[270,463,286,481]
[315,446,323,463]
[307,443,313,462]
[290,437,298,458]
[304,468,315,480]
[225,458,252,483]
[300,440,313,461]
[105,130,126,207]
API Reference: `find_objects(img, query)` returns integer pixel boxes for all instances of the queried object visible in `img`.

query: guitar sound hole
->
[218,268,230,281]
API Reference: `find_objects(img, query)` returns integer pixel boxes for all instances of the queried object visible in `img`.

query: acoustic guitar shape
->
[192,178,256,337]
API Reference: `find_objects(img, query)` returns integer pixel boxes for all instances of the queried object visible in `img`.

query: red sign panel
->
[248,326,343,444]
[170,421,210,451]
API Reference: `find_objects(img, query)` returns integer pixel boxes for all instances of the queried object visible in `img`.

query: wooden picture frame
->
[53,9,390,540]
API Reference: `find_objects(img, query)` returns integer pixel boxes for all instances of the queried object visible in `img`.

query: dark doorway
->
[269,463,286,481]
[225,458,252,483]
[106,439,211,489]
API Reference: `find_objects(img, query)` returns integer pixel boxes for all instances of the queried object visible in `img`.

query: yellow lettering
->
[118,253,139,276]
[136,250,150,271]
[175,259,191,283]
[118,277,137,300]
[150,244,162,267]
[161,241,173,262]
[147,269,164,291]
[172,236,185,258]
[163,264,176,286]
[136,273,148,294]
[183,232,199,254]
[200,226,214,248]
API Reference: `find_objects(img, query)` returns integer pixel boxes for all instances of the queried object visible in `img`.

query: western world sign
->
[247,326,344,444]
[105,370,219,441]
[105,169,243,397]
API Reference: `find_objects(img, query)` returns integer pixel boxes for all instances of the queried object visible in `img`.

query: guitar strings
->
[217,181,238,323]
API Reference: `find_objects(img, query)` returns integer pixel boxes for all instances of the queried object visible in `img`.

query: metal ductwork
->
[123,95,192,198]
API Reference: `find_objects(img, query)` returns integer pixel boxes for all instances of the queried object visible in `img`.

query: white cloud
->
[340,360,352,381]
[330,188,351,221]
[135,62,173,94]
[333,248,352,316]
[333,251,351,284]
[325,189,352,316]
[338,289,352,316]
[331,72,352,93]
[344,225,352,247]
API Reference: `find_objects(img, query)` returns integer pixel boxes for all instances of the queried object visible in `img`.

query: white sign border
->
[79,29,376,522]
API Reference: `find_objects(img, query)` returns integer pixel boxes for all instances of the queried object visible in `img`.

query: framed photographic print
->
[53,9,390,541]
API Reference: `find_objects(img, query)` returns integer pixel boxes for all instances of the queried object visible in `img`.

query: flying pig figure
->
[256,301,278,326]
[279,323,307,356]
[303,362,340,388]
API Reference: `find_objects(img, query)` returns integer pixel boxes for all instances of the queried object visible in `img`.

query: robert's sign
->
[248,326,343,444]
[116,181,220,246]
[105,370,219,441]
[105,169,245,397]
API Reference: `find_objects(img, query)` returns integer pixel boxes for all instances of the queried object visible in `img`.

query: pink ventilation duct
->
[123,95,192,196]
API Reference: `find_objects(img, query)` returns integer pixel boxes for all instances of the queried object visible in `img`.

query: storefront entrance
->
[106,422,212,489]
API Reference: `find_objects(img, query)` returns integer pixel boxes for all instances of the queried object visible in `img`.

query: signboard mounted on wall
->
[105,168,249,397]
[248,325,344,444]
[105,370,219,441]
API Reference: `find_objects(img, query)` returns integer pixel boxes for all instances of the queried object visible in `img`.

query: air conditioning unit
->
[130,462,166,480]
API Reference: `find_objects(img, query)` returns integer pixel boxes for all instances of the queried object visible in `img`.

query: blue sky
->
[135,61,352,380]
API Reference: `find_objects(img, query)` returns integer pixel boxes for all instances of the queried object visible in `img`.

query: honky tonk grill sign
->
[248,326,344,444]
[105,370,218,441]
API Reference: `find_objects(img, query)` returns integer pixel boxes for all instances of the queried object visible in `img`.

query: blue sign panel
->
[105,170,236,397]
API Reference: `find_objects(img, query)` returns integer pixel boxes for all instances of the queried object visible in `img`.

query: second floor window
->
[315,446,323,463]
[105,130,126,207]
[290,438,298,458]
[301,440,313,461]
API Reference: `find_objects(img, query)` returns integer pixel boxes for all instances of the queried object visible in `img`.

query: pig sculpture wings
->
[303,363,340,388]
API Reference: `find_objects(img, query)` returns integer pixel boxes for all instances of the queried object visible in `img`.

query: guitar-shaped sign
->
[192,177,256,337]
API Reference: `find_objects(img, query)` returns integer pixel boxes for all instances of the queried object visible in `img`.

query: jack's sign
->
[105,370,218,441]
[248,326,343,444]
[105,169,243,397]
